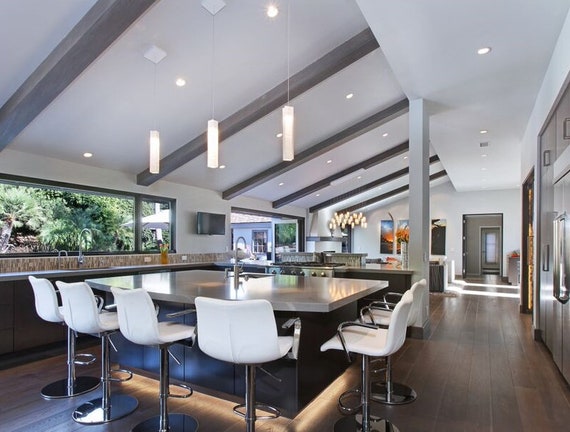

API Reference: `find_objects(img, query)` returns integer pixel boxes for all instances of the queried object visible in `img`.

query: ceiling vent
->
[480,142,489,147]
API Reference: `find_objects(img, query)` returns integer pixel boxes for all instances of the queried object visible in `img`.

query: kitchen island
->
[86,270,387,416]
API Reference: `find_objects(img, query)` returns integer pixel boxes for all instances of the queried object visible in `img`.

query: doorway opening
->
[230,207,305,262]
[462,213,503,279]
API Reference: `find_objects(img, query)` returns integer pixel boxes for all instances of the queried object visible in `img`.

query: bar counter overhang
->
[86,270,388,416]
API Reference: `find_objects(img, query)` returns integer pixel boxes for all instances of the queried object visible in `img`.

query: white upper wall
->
[351,182,521,277]
[0,149,305,253]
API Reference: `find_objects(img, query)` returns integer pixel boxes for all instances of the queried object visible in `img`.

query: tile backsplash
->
[0,252,230,274]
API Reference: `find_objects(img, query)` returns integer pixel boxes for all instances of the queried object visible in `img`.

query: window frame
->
[0,173,176,256]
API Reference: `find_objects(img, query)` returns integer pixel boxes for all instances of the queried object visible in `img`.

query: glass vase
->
[160,250,168,264]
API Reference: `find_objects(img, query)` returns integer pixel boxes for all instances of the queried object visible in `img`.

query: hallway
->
[1,283,569,431]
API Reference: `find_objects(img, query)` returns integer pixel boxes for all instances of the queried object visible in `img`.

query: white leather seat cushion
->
[157,322,195,345]
[97,310,120,332]
[321,325,389,357]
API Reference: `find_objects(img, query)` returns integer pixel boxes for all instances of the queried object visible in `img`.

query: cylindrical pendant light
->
[207,119,219,168]
[282,105,294,161]
[149,130,160,174]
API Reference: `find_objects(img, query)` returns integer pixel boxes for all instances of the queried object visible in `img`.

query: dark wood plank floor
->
[2,282,570,431]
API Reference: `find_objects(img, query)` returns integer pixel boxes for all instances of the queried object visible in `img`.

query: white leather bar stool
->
[111,287,198,432]
[195,297,294,432]
[321,290,413,432]
[28,276,100,399]
[56,281,138,424]
[360,279,426,405]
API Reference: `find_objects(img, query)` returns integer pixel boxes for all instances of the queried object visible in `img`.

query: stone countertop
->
[86,269,387,313]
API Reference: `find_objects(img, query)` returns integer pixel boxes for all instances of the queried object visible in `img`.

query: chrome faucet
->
[233,236,247,289]
[57,249,68,269]
[77,228,91,267]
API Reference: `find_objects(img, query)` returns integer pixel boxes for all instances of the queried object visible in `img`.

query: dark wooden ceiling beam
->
[0,0,158,150]
[222,98,409,200]
[309,155,441,213]
[273,141,410,208]
[333,169,448,214]
[137,27,380,186]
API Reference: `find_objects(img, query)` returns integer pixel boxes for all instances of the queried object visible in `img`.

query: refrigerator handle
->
[543,244,549,272]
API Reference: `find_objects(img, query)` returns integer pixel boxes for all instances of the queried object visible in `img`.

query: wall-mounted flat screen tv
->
[196,211,226,235]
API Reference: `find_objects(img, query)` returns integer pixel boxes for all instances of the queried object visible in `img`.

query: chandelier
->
[329,211,367,236]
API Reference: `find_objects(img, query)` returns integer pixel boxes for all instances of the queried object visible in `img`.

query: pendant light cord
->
[287,0,290,103]
[211,13,216,119]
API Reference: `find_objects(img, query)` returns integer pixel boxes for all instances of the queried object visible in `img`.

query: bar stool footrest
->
[169,383,193,399]
[74,353,96,366]
[109,368,133,382]
[41,375,100,400]
[338,388,362,414]
[233,402,280,420]
[370,382,417,405]
[131,413,198,432]
[334,415,400,432]
[72,394,138,424]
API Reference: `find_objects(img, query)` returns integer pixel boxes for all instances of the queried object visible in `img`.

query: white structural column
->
[408,98,430,329]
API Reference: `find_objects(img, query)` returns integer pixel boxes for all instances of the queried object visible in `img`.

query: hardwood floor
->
[2,282,570,431]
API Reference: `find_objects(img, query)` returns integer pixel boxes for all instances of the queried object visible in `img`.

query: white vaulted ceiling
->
[1,0,569,214]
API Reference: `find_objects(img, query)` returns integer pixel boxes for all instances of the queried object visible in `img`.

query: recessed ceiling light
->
[83,152,93,158]
[175,78,186,87]
[481,153,487,158]
[480,129,488,134]
[477,47,492,55]
[316,193,320,197]
[219,164,226,169]
[345,93,354,100]
[267,5,279,18]
[357,176,362,180]
[403,156,408,160]
[382,132,388,137]
[278,182,284,186]
[326,160,332,164]
[276,132,283,138]
[481,167,487,171]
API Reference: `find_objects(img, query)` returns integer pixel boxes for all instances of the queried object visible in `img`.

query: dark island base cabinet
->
[110,299,355,417]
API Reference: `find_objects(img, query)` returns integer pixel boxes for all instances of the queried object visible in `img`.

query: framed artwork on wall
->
[380,220,394,254]
[396,220,409,254]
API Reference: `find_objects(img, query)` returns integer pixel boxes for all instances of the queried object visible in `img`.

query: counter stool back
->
[56,281,138,424]
[360,279,427,405]
[28,275,100,399]
[111,287,198,432]
[321,290,413,432]
[195,297,294,432]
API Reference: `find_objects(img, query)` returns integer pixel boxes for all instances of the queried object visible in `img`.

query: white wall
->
[0,149,305,254]
[350,181,521,277]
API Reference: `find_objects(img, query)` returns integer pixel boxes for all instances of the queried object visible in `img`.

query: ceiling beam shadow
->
[273,141,410,208]
[333,169,448,214]
[222,98,409,200]
[309,156,441,213]
[0,0,158,151]
[137,27,380,186]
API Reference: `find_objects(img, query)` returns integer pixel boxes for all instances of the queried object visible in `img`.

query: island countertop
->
[86,269,387,313]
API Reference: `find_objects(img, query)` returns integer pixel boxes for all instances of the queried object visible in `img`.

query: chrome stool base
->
[334,415,400,432]
[132,413,198,432]
[370,382,417,405]
[72,394,138,424]
[41,375,100,400]
[233,402,280,420]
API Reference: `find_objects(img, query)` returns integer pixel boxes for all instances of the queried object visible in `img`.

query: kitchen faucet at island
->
[232,236,247,289]
[77,228,91,267]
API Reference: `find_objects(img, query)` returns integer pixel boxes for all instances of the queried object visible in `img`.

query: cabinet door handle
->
[543,244,549,272]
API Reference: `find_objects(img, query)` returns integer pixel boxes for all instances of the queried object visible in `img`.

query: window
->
[252,230,268,253]
[0,175,175,255]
